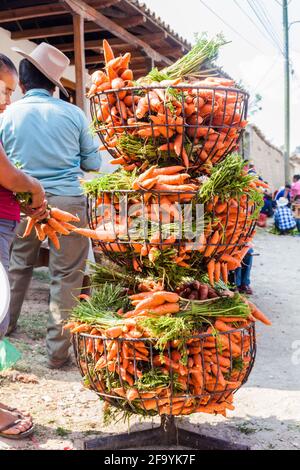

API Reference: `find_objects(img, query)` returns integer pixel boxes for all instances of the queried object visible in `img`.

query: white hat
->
[12,42,70,97]
[277,197,289,207]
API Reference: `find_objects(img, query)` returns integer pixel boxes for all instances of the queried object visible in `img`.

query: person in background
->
[290,175,300,202]
[261,190,274,218]
[274,197,296,234]
[292,194,300,233]
[235,246,254,295]
[0,53,46,439]
[275,183,291,203]
[0,43,101,369]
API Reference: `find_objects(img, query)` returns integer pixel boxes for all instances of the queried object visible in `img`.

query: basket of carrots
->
[65,281,271,419]
[88,37,248,172]
[81,155,264,282]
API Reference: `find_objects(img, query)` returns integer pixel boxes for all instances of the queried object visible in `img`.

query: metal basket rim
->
[76,322,255,341]
[91,84,250,97]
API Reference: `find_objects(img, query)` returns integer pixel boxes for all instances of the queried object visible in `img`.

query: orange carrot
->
[105,326,124,338]
[50,207,80,223]
[134,295,166,313]
[246,300,272,326]
[152,166,185,176]
[214,261,221,283]
[207,259,215,286]
[23,217,35,238]
[156,174,190,185]
[221,262,228,284]
[47,217,70,235]
[103,39,114,65]
[35,223,46,241]
[43,224,60,250]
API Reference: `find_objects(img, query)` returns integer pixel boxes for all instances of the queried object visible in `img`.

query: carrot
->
[35,223,46,241]
[129,292,154,301]
[152,166,185,176]
[152,291,179,303]
[204,231,219,258]
[43,224,60,250]
[47,217,70,235]
[23,217,35,238]
[105,326,124,338]
[246,300,272,326]
[59,221,77,231]
[72,228,97,239]
[217,316,248,323]
[134,295,166,313]
[126,388,140,402]
[111,77,125,90]
[103,39,114,65]
[214,261,221,283]
[147,302,180,316]
[220,253,241,269]
[207,259,215,286]
[121,69,133,81]
[50,207,80,223]
[156,174,190,185]
[221,262,228,284]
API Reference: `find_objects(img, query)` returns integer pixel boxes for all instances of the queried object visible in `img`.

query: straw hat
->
[12,42,70,97]
[277,197,289,207]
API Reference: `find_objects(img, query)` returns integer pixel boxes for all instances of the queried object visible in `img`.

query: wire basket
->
[73,322,256,417]
[87,189,257,271]
[90,85,249,171]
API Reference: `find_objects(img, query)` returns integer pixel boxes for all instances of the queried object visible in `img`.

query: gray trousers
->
[0,218,17,339]
[8,194,89,362]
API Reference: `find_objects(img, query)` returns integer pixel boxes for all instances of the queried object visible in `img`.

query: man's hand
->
[22,200,49,221]
[30,184,46,209]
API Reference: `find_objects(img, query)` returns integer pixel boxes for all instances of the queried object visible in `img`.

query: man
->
[290,175,300,202]
[274,197,296,234]
[275,183,291,202]
[0,43,101,369]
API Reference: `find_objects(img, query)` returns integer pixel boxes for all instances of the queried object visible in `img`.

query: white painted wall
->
[245,125,285,192]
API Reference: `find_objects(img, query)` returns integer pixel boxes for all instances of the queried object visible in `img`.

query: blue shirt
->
[0,89,100,196]
[274,206,296,231]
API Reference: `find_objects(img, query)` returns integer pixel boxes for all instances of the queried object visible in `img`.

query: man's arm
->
[0,143,45,209]
[79,111,101,171]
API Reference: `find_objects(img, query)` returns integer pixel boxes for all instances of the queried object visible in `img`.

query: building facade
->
[243,124,285,192]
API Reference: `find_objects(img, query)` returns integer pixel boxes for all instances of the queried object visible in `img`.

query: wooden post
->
[73,13,86,112]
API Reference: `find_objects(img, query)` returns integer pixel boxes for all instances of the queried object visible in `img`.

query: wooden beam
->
[73,14,86,111]
[56,32,166,53]
[0,0,121,23]
[60,0,171,65]
[11,15,145,40]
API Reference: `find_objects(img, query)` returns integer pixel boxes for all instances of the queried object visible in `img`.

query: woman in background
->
[0,54,46,439]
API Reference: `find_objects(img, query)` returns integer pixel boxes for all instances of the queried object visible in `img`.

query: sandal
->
[0,407,34,440]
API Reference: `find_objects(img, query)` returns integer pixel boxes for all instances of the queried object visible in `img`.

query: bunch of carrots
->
[65,288,271,417]
[88,40,247,172]
[22,207,90,250]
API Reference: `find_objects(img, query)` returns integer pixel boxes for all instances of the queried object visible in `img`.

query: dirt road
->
[0,228,299,450]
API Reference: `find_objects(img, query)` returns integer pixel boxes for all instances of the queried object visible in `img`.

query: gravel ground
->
[0,227,299,451]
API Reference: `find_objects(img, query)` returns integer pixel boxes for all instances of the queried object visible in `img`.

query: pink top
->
[291,181,300,200]
[0,185,20,222]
